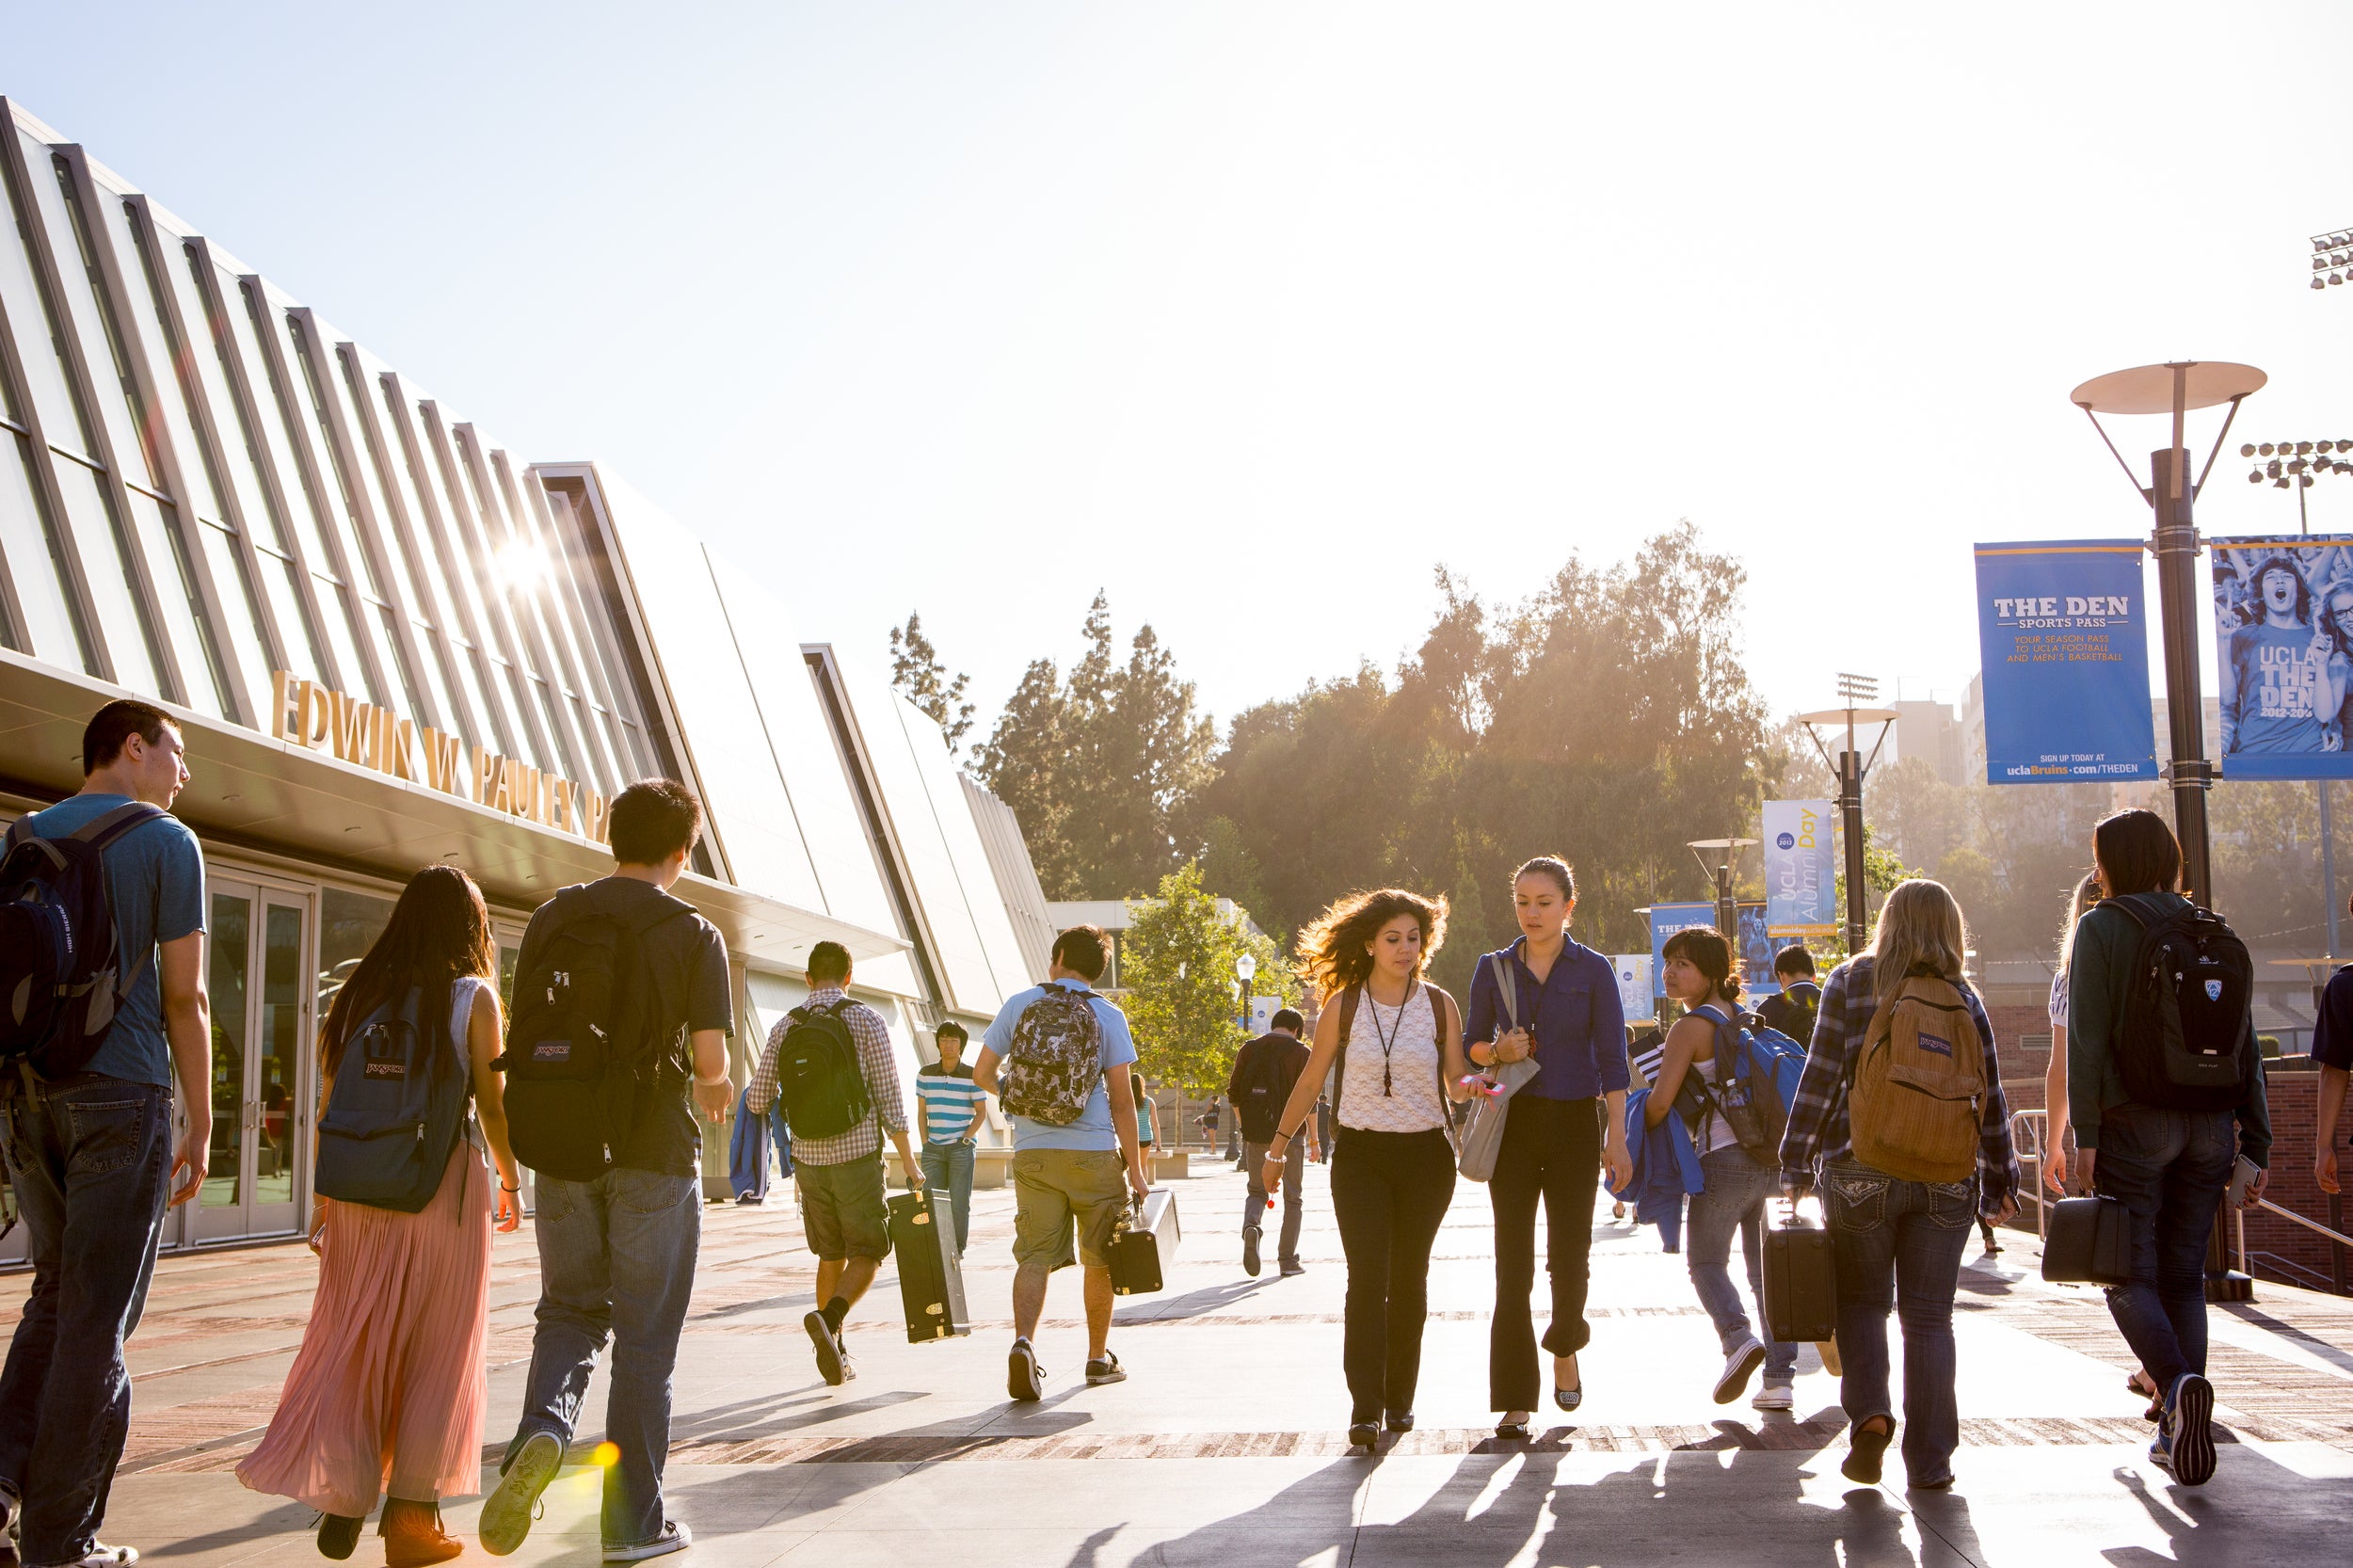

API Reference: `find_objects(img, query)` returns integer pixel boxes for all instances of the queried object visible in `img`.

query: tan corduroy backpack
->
[1848,969,1986,1183]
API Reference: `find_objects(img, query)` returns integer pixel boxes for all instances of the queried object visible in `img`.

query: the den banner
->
[1973,540,2158,784]
[2212,536,2353,780]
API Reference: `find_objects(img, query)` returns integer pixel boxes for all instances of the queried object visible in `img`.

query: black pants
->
[1487,1094,1601,1411]
[1329,1127,1456,1422]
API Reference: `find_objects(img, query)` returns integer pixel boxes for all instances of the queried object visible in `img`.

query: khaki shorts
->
[1011,1147,1128,1271]
[795,1152,890,1262]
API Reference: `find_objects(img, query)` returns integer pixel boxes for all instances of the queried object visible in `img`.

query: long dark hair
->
[1662,925,1744,1006]
[1296,887,1448,998]
[320,866,496,1077]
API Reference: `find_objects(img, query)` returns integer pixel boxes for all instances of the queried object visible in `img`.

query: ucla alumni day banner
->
[1973,541,2159,784]
[2212,536,2353,781]
[1762,800,1836,937]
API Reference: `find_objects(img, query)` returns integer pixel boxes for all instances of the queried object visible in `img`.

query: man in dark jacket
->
[2065,810,2270,1492]
[1229,1010,1318,1276]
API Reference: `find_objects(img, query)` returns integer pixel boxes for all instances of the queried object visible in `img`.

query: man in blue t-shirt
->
[975,925,1149,1401]
[0,700,211,1568]
[2222,556,2331,756]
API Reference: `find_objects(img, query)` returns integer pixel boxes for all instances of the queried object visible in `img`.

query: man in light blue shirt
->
[975,925,1149,1401]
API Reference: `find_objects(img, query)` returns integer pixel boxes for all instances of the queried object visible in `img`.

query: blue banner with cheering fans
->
[1974,540,2158,784]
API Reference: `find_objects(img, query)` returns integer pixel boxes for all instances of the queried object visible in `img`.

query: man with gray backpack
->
[974,925,1150,1400]
[744,940,917,1389]
[0,701,209,1568]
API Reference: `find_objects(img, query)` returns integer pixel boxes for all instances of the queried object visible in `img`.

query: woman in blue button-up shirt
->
[1463,857,1635,1437]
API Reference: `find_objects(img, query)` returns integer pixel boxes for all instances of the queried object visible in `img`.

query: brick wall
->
[2243,1070,2350,1294]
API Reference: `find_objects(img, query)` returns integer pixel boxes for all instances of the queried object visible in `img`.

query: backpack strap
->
[72,801,168,850]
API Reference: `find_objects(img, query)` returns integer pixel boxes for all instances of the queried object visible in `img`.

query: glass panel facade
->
[285,315,385,600]
[222,270,336,572]
[50,454,159,696]
[335,350,427,618]
[124,488,227,717]
[256,903,302,1208]
[0,142,96,456]
[203,888,249,1210]
[197,517,273,697]
[259,547,324,685]
[41,153,161,490]
[315,576,378,704]
[116,201,227,520]
[178,248,283,548]
[0,429,90,666]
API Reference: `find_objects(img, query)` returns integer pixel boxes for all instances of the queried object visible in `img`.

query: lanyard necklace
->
[1365,980,1417,1096]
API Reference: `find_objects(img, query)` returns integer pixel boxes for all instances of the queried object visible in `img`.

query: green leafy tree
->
[1120,863,1283,1096]
[888,612,975,750]
[974,593,1217,899]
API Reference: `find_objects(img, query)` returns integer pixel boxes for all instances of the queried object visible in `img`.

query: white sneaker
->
[50,1549,138,1568]
[604,1522,692,1563]
[480,1431,563,1556]
[1714,1336,1768,1404]
[1752,1380,1795,1412]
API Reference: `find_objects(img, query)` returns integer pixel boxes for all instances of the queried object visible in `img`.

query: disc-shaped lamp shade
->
[2070,361,2267,415]
[1794,708,1900,727]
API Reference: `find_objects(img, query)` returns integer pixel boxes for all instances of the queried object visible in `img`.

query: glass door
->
[196,881,311,1240]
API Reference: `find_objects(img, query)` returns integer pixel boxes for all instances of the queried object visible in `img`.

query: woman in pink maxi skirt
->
[239,867,521,1566]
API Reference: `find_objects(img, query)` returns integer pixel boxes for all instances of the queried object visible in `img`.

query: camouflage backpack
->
[997,982,1103,1125]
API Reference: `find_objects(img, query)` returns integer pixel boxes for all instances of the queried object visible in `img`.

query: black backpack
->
[1774,982,1821,1048]
[496,885,694,1181]
[316,983,472,1212]
[2100,894,2256,1112]
[0,803,167,1076]
[1233,1037,1290,1144]
[771,1000,872,1141]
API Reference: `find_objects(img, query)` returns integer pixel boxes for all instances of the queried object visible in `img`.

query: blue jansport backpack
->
[0,802,167,1077]
[1691,1002,1808,1166]
[316,984,471,1212]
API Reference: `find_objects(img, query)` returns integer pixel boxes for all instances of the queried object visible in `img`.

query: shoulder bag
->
[1457,952,1541,1182]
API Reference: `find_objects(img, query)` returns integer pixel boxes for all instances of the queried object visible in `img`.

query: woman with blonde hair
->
[1780,879,2022,1492]
[239,866,521,1563]
[1258,888,1472,1450]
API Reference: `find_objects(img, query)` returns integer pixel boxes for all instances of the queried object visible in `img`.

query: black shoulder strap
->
[74,801,168,850]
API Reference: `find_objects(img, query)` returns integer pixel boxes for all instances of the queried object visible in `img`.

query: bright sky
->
[12,2,2353,739]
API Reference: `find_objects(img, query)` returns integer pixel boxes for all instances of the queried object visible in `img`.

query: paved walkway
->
[8,1160,2352,1567]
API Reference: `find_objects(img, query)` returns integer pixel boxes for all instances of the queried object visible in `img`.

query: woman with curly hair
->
[1258,887,1472,1450]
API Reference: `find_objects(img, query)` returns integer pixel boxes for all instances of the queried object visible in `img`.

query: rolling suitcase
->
[888,1186,969,1342]
[1761,1206,1839,1345]
[2041,1194,2131,1286]
[1108,1189,1181,1295]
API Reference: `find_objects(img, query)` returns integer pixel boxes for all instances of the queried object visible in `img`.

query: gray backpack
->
[997,983,1103,1125]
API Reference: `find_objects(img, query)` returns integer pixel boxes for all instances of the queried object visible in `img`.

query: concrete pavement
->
[10,1155,2352,1567]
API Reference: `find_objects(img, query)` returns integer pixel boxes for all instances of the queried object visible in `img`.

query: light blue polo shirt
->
[982,980,1138,1153]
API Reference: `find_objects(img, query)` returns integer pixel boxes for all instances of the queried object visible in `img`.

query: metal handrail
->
[2009,1109,2053,1238]
[2250,1196,2353,1249]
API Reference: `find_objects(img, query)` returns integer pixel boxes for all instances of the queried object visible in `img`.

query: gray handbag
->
[1457,952,1541,1182]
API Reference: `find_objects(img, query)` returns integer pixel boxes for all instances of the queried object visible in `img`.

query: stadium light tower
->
[2070,361,2267,908]
[1797,673,1897,952]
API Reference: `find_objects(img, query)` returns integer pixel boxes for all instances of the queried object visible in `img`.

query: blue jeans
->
[918,1141,975,1255]
[2094,1102,2236,1389]
[1823,1157,1976,1481]
[0,1076,171,1566]
[1688,1144,1797,1381]
[1243,1138,1305,1266]
[506,1167,700,1549]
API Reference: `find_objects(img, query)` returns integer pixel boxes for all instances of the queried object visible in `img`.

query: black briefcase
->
[2041,1195,2132,1286]
[888,1187,969,1342]
[1761,1209,1839,1345]
[1108,1189,1181,1295]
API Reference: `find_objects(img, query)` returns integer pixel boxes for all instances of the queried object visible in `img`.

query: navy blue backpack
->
[316,984,472,1213]
[0,802,168,1076]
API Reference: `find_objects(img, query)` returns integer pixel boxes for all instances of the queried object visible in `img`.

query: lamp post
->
[1687,838,1759,955]
[1797,675,1898,953]
[2072,360,2266,1305]
[2242,437,2353,960]
[1235,951,1257,1032]
[2069,361,2266,910]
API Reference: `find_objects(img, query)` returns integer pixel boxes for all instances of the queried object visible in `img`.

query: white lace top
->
[1337,984,1447,1133]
